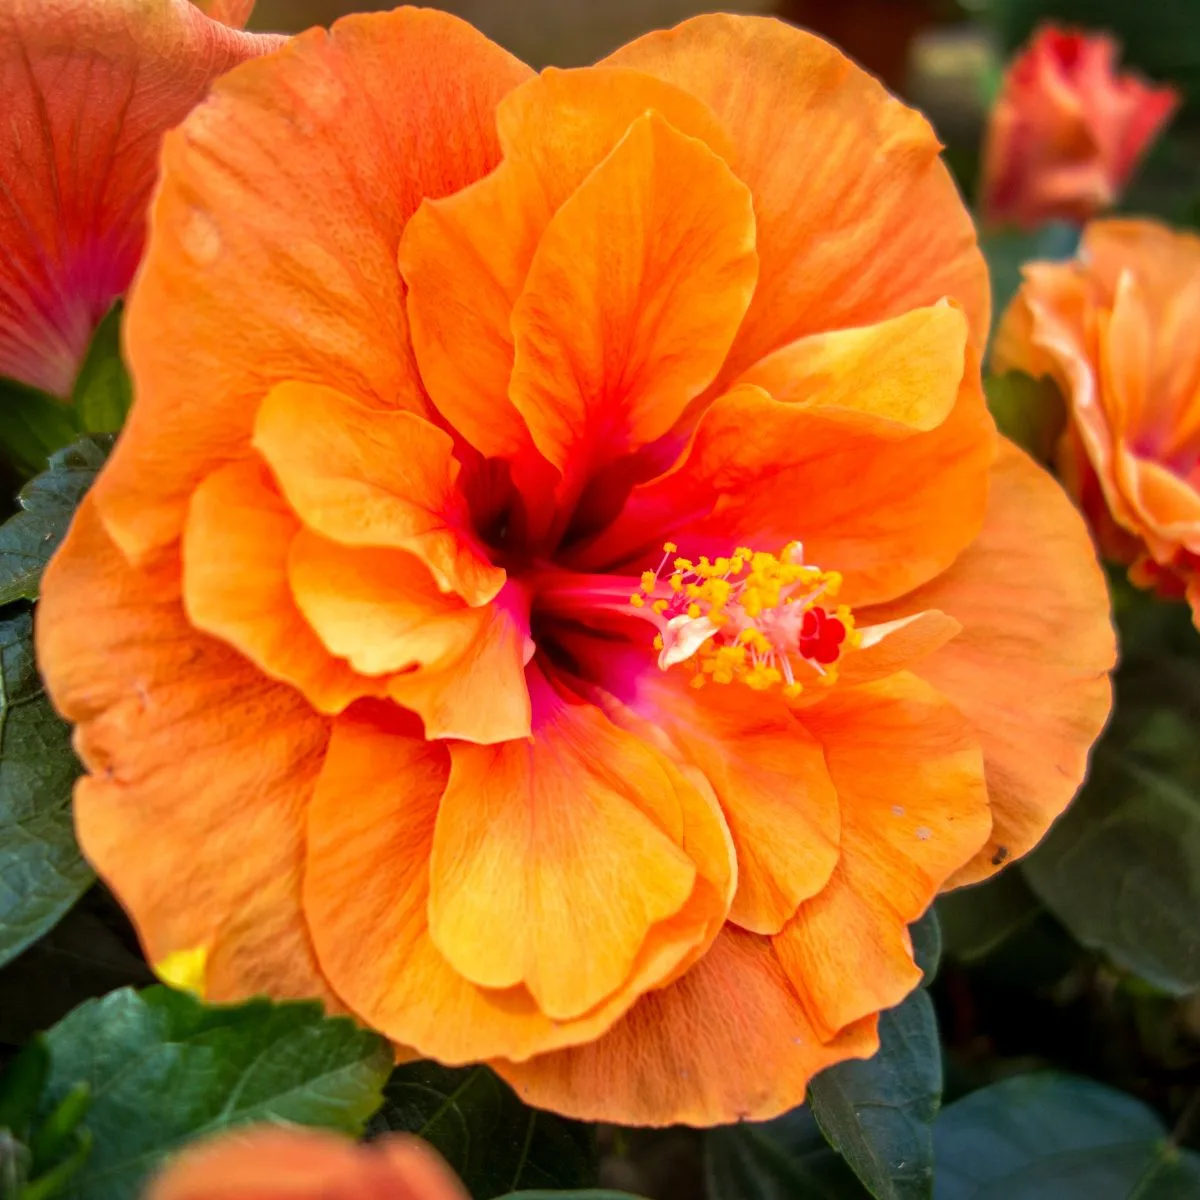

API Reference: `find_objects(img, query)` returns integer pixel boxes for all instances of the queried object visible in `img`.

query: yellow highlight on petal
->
[155,945,209,998]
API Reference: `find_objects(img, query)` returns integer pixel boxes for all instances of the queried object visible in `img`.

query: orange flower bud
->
[997,218,1200,622]
[981,25,1178,230]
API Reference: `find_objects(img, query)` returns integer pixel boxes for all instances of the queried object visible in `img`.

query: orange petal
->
[605,13,990,380]
[94,9,531,560]
[582,357,994,607]
[0,0,277,396]
[253,381,503,606]
[383,595,534,745]
[287,532,532,745]
[832,609,963,691]
[398,65,730,462]
[147,1127,469,1200]
[36,500,335,1006]
[288,533,494,677]
[305,702,728,1064]
[507,111,757,479]
[645,676,840,937]
[777,672,991,1039]
[494,928,880,1127]
[736,302,970,433]
[428,669,703,1019]
[863,442,1115,885]
[183,459,377,714]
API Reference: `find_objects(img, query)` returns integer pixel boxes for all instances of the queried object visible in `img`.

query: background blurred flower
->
[38,10,1113,1127]
[147,1127,468,1200]
[996,218,1200,622]
[0,0,280,398]
[981,24,1178,230]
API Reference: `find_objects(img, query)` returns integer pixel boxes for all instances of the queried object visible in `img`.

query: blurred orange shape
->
[981,24,1179,230]
[147,1128,468,1200]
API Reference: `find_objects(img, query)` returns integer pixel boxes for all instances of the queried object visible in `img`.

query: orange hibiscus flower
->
[997,218,1200,620]
[37,10,1115,1125]
[147,1128,466,1200]
[981,25,1178,230]
[0,0,278,398]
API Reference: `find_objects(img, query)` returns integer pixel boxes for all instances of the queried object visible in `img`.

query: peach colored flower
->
[146,1128,467,1200]
[997,218,1200,621]
[981,24,1178,230]
[0,0,279,397]
[38,10,1115,1126]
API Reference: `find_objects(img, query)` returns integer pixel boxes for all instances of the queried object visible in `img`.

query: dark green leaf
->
[705,1107,869,1200]
[0,381,78,479]
[1023,660,1200,994]
[0,1040,49,1135]
[809,990,941,1200]
[0,435,112,607]
[371,1062,595,1199]
[937,871,1041,964]
[983,372,1066,464]
[980,222,1080,337]
[910,909,942,986]
[70,306,131,435]
[495,1194,647,1200]
[933,1072,1200,1198]
[0,612,91,969]
[38,986,392,1200]
[0,890,153,1046]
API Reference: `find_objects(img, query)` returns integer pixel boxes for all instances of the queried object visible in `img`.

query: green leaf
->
[37,986,393,1200]
[706,1108,869,1200]
[0,1040,50,1136]
[933,1073,1200,1198]
[70,306,132,435]
[0,611,91,969]
[0,381,78,479]
[983,372,1067,464]
[937,871,1041,964]
[0,890,153,1046]
[910,909,942,985]
[0,435,112,607]
[1023,660,1200,995]
[808,990,942,1200]
[371,1062,595,1199]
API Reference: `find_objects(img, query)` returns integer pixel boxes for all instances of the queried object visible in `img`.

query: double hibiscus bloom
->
[33,7,1114,1126]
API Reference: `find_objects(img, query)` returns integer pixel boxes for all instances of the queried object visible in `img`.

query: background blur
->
[249,0,1200,211]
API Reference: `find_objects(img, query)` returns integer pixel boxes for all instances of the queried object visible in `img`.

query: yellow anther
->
[652,599,669,614]
[687,603,702,619]
[783,681,804,699]
[640,571,657,593]
[663,541,678,553]
[674,557,693,572]
[653,633,664,651]
[630,593,645,608]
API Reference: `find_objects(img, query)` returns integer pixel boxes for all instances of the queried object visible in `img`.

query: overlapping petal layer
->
[38,9,1115,1127]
